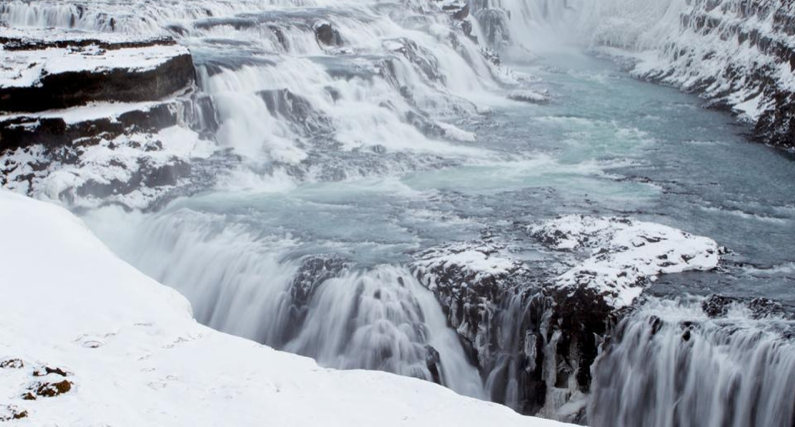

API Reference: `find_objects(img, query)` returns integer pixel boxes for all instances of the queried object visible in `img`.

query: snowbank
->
[0,191,571,427]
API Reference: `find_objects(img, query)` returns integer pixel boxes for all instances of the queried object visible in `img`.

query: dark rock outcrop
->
[0,55,195,113]
[0,103,178,151]
[702,294,788,319]
[0,32,195,113]
[0,358,24,369]
[313,22,343,47]
[755,90,795,149]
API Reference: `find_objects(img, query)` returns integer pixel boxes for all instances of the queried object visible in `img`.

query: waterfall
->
[84,206,486,400]
[589,298,795,427]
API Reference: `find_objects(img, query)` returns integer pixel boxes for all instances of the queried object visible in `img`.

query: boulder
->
[313,22,343,47]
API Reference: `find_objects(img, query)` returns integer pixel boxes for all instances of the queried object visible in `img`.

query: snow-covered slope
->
[0,191,571,427]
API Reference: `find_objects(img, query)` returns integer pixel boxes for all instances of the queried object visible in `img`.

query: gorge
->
[1,0,794,426]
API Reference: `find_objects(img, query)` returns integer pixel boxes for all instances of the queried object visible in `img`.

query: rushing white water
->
[589,298,795,427]
[86,206,486,399]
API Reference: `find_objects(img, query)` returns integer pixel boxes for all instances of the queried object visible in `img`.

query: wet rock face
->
[383,38,445,84]
[290,255,348,308]
[755,90,795,149]
[257,89,332,136]
[589,297,795,427]
[313,22,343,47]
[411,240,607,421]
[702,294,788,319]
[412,241,526,365]
[437,1,471,21]
[275,255,349,346]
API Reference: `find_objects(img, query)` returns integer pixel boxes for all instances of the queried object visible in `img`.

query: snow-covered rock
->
[411,216,723,421]
[0,28,219,210]
[508,89,550,104]
[0,190,573,427]
[531,215,721,308]
[412,241,525,363]
[1,126,215,210]
[0,28,194,113]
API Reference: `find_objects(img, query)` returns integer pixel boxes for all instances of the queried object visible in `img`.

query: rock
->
[290,255,348,308]
[703,294,788,319]
[33,366,70,377]
[0,27,218,210]
[438,1,470,21]
[625,1,795,150]
[257,89,332,136]
[23,379,73,400]
[508,90,550,104]
[0,29,195,113]
[383,38,445,83]
[412,241,526,365]
[313,22,342,47]
[412,216,723,420]
[0,103,179,152]
[0,405,28,421]
[755,90,795,148]
[271,255,349,346]
[480,47,501,66]
[0,358,24,369]
[1,126,214,210]
[425,345,443,385]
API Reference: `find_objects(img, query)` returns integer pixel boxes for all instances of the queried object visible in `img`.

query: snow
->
[0,191,572,427]
[413,241,523,288]
[531,215,721,307]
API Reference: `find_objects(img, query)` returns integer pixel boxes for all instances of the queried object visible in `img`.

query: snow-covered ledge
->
[0,191,571,427]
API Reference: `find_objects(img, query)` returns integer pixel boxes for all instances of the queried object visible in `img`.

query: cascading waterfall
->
[589,298,795,427]
[86,207,486,399]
